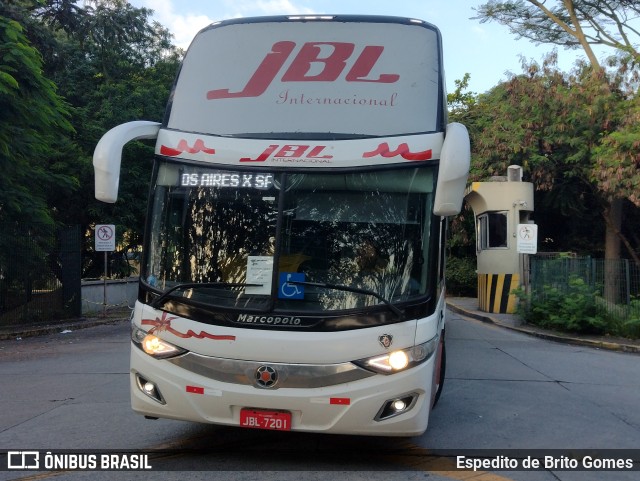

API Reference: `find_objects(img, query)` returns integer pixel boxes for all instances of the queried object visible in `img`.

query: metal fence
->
[530,255,640,325]
[0,225,81,327]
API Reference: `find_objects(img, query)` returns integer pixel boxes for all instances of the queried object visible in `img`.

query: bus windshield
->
[144,161,436,314]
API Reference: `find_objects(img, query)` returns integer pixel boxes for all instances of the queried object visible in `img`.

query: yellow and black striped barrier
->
[478,273,520,314]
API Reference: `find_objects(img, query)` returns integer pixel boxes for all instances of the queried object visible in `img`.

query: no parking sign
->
[95,224,115,252]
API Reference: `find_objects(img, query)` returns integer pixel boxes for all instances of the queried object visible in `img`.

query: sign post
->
[95,224,116,316]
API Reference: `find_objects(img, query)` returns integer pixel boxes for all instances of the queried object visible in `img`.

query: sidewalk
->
[447,297,640,354]
[0,307,131,341]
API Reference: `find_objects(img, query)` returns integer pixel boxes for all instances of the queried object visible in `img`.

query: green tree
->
[13,0,182,276]
[75,1,179,276]
[1,0,183,277]
[0,15,76,227]
[474,0,640,65]
[474,0,640,264]
[469,55,628,248]
[0,12,79,308]
[447,73,477,122]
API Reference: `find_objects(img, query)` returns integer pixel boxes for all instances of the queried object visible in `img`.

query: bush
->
[619,298,640,339]
[516,275,607,335]
[446,256,477,297]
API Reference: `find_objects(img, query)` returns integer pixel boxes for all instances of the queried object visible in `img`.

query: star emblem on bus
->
[255,365,279,388]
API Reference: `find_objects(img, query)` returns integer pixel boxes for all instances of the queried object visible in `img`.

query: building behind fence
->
[530,255,640,323]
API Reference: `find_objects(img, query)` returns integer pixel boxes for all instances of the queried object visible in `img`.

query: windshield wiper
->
[150,282,263,309]
[287,280,405,320]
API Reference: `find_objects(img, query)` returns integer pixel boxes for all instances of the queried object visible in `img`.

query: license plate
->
[240,408,292,431]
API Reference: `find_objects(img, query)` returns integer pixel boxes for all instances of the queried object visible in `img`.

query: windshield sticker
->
[245,256,274,295]
[278,272,305,300]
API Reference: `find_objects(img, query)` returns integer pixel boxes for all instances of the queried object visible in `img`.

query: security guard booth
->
[464,166,534,314]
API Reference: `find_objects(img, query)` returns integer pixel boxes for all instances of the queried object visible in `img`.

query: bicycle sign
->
[278,273,305,300]
[95,224,116,252]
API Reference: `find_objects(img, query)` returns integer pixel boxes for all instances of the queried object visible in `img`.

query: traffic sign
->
[517,224,537,254]
[95,224,116,252]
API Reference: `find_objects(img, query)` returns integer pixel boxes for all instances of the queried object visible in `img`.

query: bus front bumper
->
[130,344,436,437]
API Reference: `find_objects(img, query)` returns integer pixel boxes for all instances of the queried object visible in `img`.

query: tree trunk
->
[603,198,623,303]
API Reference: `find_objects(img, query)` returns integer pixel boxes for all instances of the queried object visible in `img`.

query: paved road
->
[0,308,638,480]
[428,311,640,450]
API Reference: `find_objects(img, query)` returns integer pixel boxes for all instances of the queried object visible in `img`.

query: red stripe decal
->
[160,139,216,157]
[142,312,236,341]
[363,142,432,161]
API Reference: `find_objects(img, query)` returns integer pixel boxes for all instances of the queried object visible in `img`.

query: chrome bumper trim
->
[168,352,375,389]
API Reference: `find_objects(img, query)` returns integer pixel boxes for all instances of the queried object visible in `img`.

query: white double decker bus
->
[94,15,469,436]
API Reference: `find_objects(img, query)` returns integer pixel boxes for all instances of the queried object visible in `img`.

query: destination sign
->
[180,172,274,190]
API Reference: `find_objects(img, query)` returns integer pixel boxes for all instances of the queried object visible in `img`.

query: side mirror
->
[93,121,161,203]
[433,122,470,216]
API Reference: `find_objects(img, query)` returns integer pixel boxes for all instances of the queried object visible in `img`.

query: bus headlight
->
[354,335,439,375]
[132,327,187,359]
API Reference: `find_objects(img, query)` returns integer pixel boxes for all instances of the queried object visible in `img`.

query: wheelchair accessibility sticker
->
[278,273,305,300]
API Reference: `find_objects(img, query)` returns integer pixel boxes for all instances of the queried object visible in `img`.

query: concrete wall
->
[81,277,138,315]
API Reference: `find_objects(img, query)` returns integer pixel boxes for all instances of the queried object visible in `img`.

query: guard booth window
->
[477,212,508,251]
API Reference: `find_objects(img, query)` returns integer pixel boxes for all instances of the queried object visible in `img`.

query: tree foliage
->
[0,14,75,227]
[2,0,182,277]
[473,1,640,206]
[474,0,640,66]
[466,54,640,254]
[473,0,640,265]
[4,0,639,283]
[593,57,640,207]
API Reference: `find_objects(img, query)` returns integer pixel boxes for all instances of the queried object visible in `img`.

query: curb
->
[446,301,640,355]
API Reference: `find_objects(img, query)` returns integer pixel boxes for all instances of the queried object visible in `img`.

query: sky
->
[126,0,589,95]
